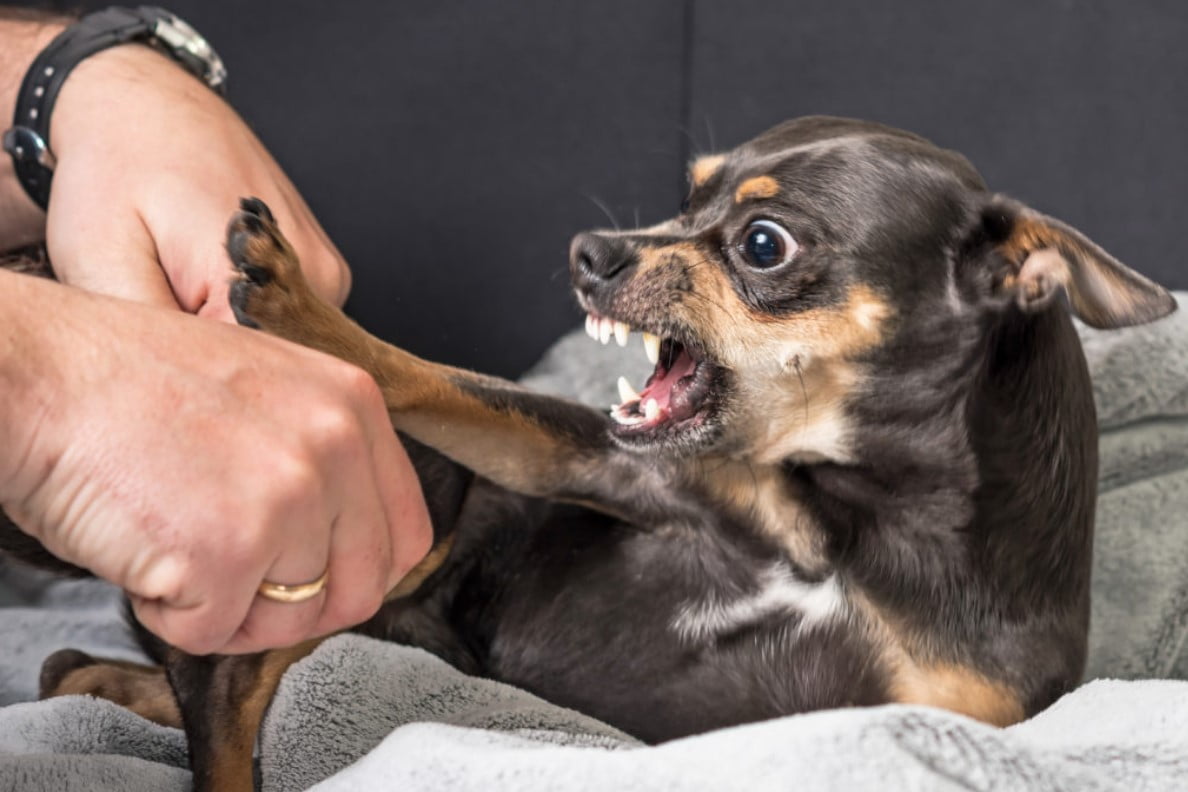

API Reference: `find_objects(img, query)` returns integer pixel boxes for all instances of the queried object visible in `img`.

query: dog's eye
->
[741,220,798,269]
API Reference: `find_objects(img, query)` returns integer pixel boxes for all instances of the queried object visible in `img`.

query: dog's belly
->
[412,496,891,743]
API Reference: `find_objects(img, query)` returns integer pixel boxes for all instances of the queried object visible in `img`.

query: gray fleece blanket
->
[2,298,1187,791]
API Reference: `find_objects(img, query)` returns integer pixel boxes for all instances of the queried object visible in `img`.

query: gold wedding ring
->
[257,569,329,603]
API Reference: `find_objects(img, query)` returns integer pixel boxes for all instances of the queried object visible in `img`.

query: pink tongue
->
[640,349,697,410]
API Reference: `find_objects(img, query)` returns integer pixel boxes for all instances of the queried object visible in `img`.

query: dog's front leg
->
[225,199,680,523]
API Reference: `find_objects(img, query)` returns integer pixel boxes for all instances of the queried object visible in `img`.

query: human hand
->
[0,273,432,655]
[45,43,349,320]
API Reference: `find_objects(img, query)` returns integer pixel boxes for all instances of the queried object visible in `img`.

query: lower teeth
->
[610,404,645,426]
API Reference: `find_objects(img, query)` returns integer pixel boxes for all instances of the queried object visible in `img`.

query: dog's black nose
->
[570,232,634,289]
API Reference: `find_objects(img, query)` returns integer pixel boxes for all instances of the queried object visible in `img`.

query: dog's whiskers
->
[586,195,621,231]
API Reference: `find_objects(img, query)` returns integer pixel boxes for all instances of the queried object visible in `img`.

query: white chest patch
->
[670,565,846,644]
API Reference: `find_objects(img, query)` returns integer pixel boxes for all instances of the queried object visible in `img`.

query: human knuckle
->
[162,614,227,656]
[267,449,322,502]
[398,512,435,569]
[137,554,193,603]
[414,530,433,566]
[338,363,380,403]
[308,249,348,292]
[332,585,384,628]
[397,530,433,579]
[226,522,277,568]
[307,401,363,453]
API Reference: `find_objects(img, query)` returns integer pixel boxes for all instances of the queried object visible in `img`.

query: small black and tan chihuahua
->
[3,116,1176,791]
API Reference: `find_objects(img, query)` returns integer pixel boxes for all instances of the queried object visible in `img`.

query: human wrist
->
[48,42,199,159]
[5,7,225,242]
[0,12,68,247]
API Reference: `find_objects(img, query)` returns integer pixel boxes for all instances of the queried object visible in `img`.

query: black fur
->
[353,117,1172,738]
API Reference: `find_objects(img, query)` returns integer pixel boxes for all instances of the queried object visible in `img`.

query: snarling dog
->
[7,116,1176,791]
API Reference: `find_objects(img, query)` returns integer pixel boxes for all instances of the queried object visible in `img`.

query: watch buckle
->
[3,126,56,170]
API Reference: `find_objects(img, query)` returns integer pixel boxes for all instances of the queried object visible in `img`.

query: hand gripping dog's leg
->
[227,198,681,524]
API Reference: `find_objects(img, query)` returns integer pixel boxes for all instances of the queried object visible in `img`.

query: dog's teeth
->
[643,398,660,421]
[599,318,612,345]
[643,333,661,365]
[613,321,630,347]
[585,314,598,341]
[610,405,643,426]
[617,376,639,404]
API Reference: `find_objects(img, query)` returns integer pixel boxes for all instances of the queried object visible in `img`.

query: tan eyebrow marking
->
[690,154,725,188]
[734,175,780,204]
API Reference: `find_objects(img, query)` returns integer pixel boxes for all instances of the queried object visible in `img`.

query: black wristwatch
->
[2,6,226,211]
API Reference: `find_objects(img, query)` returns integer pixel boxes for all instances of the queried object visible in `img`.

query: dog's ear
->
[968,195,1176,329]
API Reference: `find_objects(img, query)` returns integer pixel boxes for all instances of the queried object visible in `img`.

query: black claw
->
[225,218,275,283]
[241,263,272,285]
[229,280,261,329]
[238,196,275,224]
[226,199,283,329]
[240,211,265,234]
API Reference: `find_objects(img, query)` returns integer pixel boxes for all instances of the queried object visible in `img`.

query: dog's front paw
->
[227,197,306,331]
[226,197,362,356]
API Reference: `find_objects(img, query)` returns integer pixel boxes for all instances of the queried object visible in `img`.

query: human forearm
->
[0,9,69,248]
[0,269,60,499]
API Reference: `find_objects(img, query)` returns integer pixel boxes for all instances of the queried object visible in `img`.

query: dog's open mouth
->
[584,312,726,441]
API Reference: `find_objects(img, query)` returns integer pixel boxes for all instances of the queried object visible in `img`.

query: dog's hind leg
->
[225,198,685,525]
[39,649,183,727]
[160,642,319,792]
[40,641,319,792]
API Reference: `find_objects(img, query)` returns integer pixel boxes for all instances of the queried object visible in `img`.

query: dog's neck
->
[788,306,1096,632]
[963,307,1097,605]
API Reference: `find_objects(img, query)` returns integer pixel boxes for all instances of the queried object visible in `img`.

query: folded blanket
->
[289,652,1188,792]
[5,635,1188,792]
[1073,313,1188,680]
[1,295,1186,791]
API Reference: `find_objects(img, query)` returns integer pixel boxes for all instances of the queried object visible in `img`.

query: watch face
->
[152,15,227,90]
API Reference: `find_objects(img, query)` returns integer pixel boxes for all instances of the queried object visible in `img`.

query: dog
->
[1,116,1176,791]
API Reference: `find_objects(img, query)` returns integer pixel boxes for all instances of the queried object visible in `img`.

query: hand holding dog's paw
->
[40,43,349,322]
[0,275,432,655]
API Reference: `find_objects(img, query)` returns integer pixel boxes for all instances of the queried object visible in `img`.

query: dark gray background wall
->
[16,1,1188,376]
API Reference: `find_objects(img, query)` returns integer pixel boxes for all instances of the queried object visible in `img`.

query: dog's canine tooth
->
[617,376,640,404]
[614,321,630,347]
[585,314,598,341]
[643,398,660,421]
[599,318,613,345]
[643,333,660,365]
